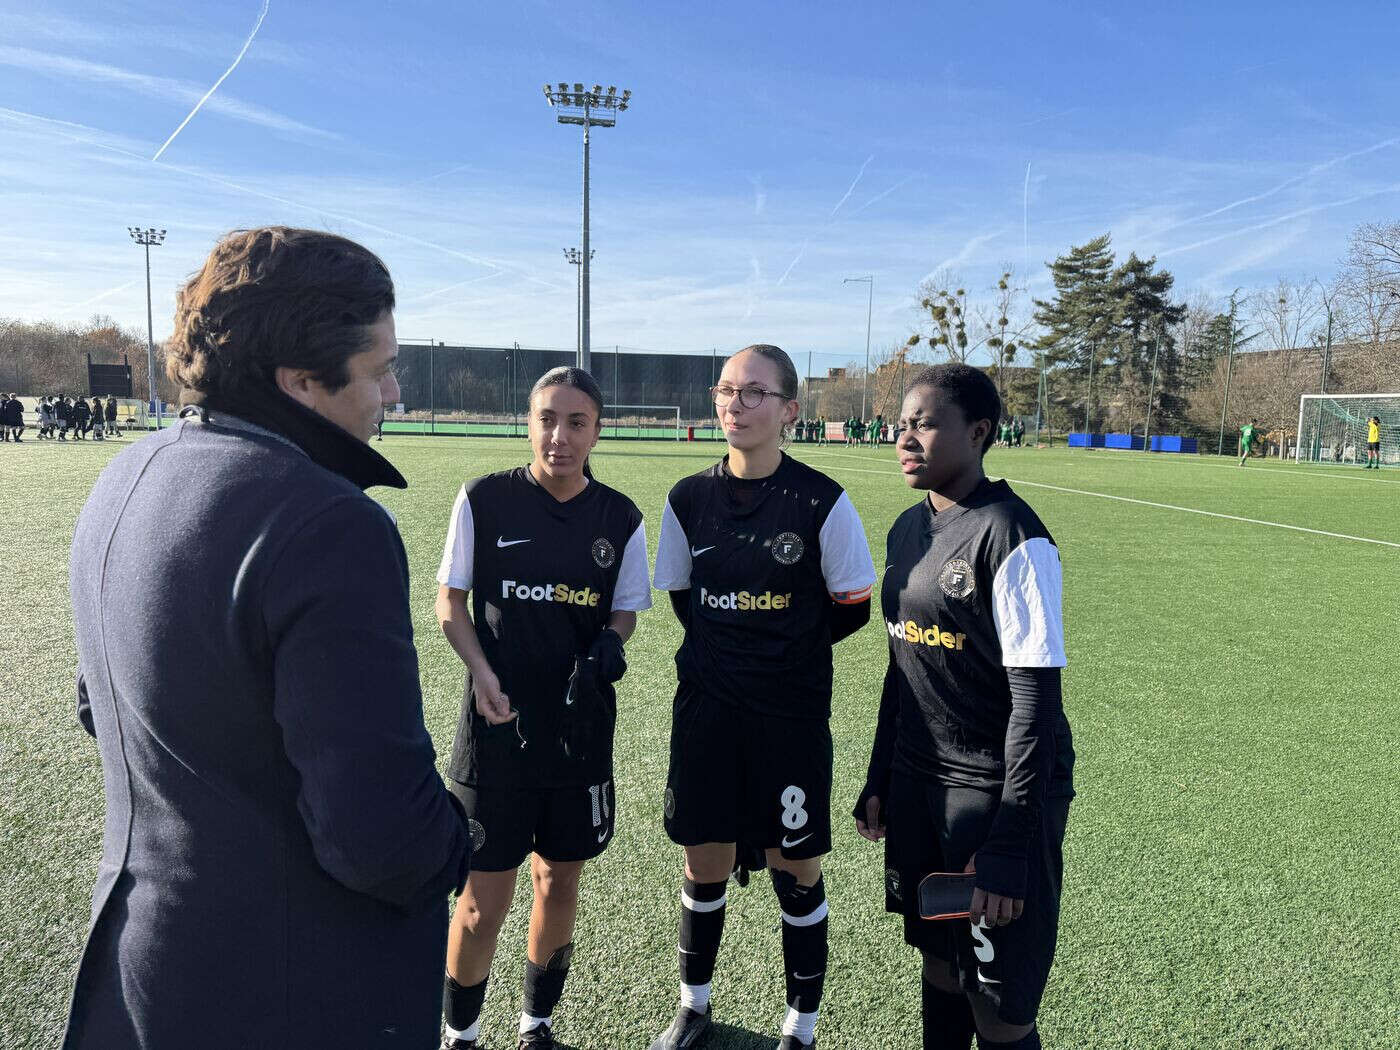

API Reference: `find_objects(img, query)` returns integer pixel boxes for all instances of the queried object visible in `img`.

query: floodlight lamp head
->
[621,88,631,100]
[607,85,616,95]
[592,83,602,94]
[574,83,583,93]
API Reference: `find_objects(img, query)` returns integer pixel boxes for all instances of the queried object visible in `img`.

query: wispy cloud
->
[154,0,272,161]
[68,280,139,311]
[1014,106,1080,129]
[401,162,475,190]
[929,227,1011,279]
[749,174,767,217]
[0,44,334,143]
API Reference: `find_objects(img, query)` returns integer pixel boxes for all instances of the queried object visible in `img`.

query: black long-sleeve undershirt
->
[972,665,1062,899]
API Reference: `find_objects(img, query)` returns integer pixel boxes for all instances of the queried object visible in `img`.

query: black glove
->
[588,627,627,684]
[731,842,768,888]
[558,655,614,763]
[851,782,885,826]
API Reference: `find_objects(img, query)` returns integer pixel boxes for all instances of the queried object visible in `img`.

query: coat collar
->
[183,387,406,492]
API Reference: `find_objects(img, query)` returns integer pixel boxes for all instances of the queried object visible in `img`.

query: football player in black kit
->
[853,363,1074,1050]
[435,367,652,1050]
[650,345,877,1050]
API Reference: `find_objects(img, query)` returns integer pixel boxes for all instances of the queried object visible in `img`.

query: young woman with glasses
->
[649,344,876,1050]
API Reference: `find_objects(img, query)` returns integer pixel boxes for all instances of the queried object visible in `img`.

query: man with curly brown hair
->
[64,227,473,1050]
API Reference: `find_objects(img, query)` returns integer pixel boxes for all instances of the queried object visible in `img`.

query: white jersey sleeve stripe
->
[611,522,654,612]
[991,536,1066,668]
[652,497,692,590]
[818,491,877,599]
[436,484,474,592]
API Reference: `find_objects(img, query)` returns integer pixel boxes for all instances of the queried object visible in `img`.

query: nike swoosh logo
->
[690,545,715,556]
[781,833,812,849]
[497,537,530,547]
[977,968,1001,985]
[791,971,825,981]
[597,829,609,843]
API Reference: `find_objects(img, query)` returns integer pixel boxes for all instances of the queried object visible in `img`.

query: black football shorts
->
[448,777,615,872]
[663,682,832,861]
[883,770,1071,1026]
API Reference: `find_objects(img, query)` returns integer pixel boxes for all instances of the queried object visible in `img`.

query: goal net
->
[600,404,682,441]
[1295,393,1400,465]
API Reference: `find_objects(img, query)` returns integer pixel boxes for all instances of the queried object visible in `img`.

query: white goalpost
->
[600,404,682,441]
[1295,392,1400,465]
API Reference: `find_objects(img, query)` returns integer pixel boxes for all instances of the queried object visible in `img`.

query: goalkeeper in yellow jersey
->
[1365,416,1381,469]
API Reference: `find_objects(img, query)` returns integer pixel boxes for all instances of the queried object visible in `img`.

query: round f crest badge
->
[772,531,804,565]
[938,558,976,599]
[591,537,616,568]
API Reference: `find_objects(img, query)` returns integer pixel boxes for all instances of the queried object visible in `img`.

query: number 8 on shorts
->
[781,785,808,830]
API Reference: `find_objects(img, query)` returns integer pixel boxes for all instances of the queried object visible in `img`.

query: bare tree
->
[1334,224,1400,391]
[907,269,992,363]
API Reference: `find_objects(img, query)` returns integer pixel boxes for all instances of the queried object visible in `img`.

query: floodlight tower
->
[843,275,874,420]
[128,226,166,428]
[543,82,632,372]
[562,247,596,360]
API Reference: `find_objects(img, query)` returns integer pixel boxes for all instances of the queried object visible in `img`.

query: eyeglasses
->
[711,384,789,409]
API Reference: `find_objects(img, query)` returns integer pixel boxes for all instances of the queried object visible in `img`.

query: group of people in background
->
[997,418,1026,448]
[2,393,25,441]
[14,394,123,441]
[790,415,830,444]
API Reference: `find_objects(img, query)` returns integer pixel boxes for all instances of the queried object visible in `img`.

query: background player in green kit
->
[854,364,1074,1050]
[435,368,652,1050]
[1239,418,1258,465]
[650,345,876,1050]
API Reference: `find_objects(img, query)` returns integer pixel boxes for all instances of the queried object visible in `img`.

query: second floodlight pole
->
[580,111,591,372]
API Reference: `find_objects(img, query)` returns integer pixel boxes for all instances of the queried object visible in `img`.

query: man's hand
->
[964,856,1023,927]
[853,791,885,842]
[472,668,516,725]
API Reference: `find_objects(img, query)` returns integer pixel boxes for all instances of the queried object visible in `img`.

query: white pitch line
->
[791,449,1400,550]
[1069,450,1400,487]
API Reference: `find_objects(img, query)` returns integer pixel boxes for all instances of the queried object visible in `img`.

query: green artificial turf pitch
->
[2,436,1397,1049]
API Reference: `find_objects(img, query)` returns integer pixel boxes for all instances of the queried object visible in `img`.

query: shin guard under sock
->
[773,871,828,1040]
[443,974,487,1041]
[921,979,974,1050]
[977,1026,1041,1050]
[521,942,573,1031]
[679,878,727,1010]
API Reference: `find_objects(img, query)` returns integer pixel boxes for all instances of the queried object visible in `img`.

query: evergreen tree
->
[1033,234,1119,431]
[1111,252,1185,430]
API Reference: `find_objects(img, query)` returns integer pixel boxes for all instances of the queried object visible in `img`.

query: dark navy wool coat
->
[64,414,471,1049]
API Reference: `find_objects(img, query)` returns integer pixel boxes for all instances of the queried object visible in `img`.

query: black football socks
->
[678,878,727,1011]
[773,871,828,1044]
[443,973,487,1044]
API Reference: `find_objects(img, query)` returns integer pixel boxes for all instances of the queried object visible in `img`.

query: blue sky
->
[2,0,1399,364]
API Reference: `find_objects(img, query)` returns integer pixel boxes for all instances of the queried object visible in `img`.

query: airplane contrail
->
[1154,133,1400,238]
[829,154,874,217]
[153,0,270,161]
[847,174,916,217]
[1023,161,1032,275]
[1159,181,1400,258]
